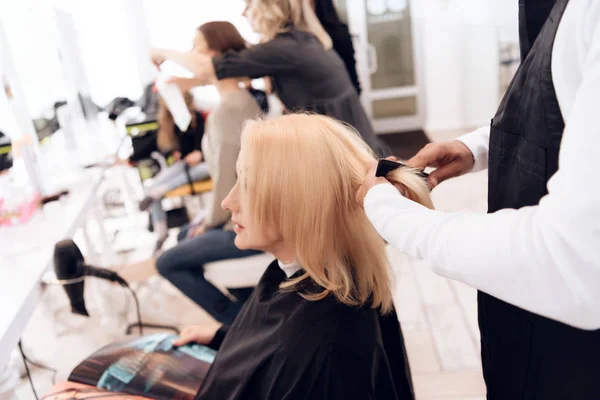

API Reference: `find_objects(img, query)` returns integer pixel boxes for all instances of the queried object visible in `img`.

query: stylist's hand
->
[150,49,166,68]
[184,150,203,166]
[165,76,195,92]
[356,157,395,208]
[173,322,223,347]
[408,141,474,188]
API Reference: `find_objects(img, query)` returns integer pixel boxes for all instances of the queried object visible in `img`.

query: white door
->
[340,0,425,134]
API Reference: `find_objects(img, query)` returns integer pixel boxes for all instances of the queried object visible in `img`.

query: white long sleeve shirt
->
[365,0,600,330]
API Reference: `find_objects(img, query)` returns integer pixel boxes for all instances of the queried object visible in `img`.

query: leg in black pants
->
[157,227,261,324]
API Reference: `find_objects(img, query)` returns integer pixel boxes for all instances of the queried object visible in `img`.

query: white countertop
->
[0,167,105,370]
[0,116,127,371]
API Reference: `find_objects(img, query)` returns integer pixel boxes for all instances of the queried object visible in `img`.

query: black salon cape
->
[195,261,414,400]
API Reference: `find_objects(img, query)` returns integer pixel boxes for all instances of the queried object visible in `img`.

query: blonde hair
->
[239,114,433,313]
[247,0,332,50]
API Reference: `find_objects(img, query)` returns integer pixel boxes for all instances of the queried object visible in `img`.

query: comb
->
[375,159,429,179]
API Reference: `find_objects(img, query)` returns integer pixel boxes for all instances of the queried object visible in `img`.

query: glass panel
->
[366,0,415,89]
[372,96,417,119]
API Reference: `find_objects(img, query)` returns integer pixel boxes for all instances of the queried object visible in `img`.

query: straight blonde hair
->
[239,114,433,313]
[247,0,333,50]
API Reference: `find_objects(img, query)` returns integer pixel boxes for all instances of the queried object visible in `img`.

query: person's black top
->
[314,0,361,94]
[212,27,390,156]
[196,261,415,400]
[325,24,361,95]
[176,111,205,158]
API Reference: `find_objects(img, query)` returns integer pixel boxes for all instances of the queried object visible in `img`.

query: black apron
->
[480,0,600,398]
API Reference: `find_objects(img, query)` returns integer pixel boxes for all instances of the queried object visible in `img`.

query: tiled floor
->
[15,131,490,399]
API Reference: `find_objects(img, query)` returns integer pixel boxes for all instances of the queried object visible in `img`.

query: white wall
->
[142,0,257,110]
[0,0,68,118]
[420,2,466,132]
[1,0,518,128]
[143,0,257,50]
[67,0,152,106]
[0,0,152,111]
[420,0,518,132]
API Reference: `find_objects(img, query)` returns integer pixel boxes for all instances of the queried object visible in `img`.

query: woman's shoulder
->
[293,281,381,334]
[272,293,381,365]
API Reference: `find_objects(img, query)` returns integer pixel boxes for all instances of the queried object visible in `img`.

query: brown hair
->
[156,92,197,153]
[197,21,247,54]
[158,22,246,152]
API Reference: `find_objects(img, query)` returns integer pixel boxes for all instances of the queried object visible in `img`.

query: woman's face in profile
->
[222,157,280,252]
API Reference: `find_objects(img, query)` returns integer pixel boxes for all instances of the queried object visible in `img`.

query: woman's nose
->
[222,184,238,211]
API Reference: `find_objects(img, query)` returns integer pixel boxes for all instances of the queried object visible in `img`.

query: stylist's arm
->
[358,126,600,330]
[357,139,476,204]
[151,48,216,85]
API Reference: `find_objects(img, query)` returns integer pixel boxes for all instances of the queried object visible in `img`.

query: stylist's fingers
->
[408,143,446,169]
[427,161,464,188]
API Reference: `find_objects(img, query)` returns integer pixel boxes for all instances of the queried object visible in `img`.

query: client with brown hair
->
[121,21,263,325]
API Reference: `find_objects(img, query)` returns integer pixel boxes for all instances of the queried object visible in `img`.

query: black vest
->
[480,0,600,398]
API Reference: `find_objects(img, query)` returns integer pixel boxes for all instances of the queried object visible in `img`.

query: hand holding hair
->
[151,49,166,68]
[408,140,475,188]
[357,156,434,209]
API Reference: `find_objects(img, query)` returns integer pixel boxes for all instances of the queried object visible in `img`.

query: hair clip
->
[375,159,429,179]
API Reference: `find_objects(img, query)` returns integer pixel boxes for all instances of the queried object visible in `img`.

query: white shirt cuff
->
[364,183,419,215]
[364,183,431,252]
[456,126,490,173]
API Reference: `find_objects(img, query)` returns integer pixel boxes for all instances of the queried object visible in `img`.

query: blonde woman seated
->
[173,114,433,399]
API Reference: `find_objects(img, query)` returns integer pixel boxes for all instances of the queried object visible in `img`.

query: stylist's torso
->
[213,28,350,108]
[211,27,387,155]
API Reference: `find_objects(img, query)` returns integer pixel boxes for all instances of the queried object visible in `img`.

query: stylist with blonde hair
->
[151,0,390,156]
